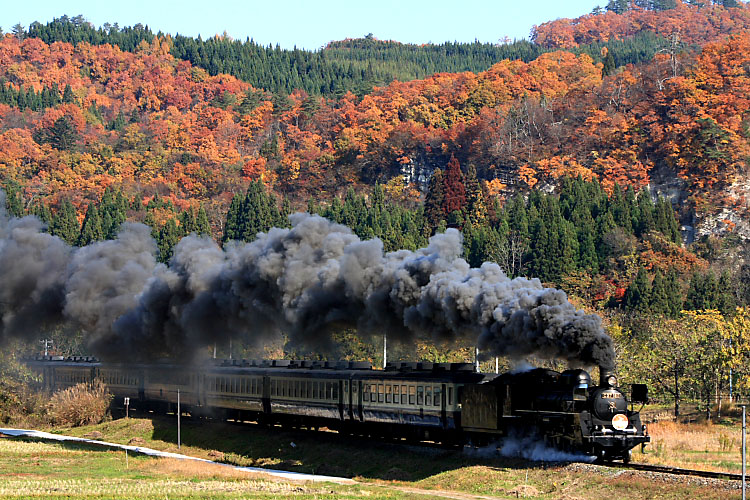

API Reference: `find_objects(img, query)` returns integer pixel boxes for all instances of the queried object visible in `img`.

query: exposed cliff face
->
[633,161,750,244]
[694,177,750,241]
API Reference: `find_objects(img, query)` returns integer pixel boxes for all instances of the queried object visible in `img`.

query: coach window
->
[434,386,441,406]
[400,385,406,404]
[385,384,392,403]
[333,382,338,400]
[425,386,432,406]
[377,384,384,403]
[417,386,424,405]
[369,384,376,402]
[313,382,319,399]
[409,385,416,405]
[448,387,453,405]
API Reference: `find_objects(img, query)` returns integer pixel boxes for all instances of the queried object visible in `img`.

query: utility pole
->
[742,405,746,500]
[383,334,387,369]
[177,389,181,450]
[40,339,53,356]
[495,357,499,374]
[474,346,480,373]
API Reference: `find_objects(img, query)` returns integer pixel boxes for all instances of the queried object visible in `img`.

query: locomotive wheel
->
[622,450,632,464]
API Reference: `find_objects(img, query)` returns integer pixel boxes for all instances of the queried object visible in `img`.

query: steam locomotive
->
[27,356,649,461]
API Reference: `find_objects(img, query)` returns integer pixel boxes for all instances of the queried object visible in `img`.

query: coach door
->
[356,380,363,421]
[262,375,271,414]
[338,380,345,420]
[441,383,447,429]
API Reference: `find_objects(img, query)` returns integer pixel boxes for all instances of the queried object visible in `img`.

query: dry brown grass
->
[48,379,112,427]
[636,418,744,472]
[144,458,287,481]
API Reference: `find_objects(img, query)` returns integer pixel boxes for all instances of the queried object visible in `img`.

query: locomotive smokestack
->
[600,367,617,388]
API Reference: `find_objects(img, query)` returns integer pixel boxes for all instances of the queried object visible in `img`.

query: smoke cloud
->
[0,194,615,369]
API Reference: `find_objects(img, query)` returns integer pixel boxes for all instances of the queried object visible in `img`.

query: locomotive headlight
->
[606,375,617,387]
[612,413,628,430]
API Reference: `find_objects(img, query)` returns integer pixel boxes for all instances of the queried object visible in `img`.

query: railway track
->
[611,462,743,481]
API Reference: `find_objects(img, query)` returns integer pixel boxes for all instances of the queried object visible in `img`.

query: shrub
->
[48,379,113,427]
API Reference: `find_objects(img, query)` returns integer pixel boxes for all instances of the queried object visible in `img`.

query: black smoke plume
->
[0,195,615,369]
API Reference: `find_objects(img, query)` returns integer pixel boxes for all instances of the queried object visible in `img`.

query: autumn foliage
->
[532,1,750,49]
[0,16,748,229]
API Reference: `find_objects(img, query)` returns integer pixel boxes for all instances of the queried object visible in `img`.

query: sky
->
[1,1,605,50]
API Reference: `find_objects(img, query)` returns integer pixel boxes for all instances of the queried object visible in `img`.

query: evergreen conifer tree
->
[50,199,80,245]
[649,268,669,315]
[223,194,243,242]
[157,218,180,263]
[624,267,651,312]
[78,204,104,246]
[665,267,683,317]
[422,168,445,236]
[442,155,466,217]
[464,164,486,226]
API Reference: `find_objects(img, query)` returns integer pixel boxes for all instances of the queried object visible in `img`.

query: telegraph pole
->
[742,405,746,500]
[40,339,53,356]
[177,389,181,450]
[383,334,387,369]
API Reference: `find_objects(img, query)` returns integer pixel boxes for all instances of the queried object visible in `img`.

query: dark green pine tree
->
[99,187,127,238]
[635,189,655,236]
[62,84,75,104]
[664,268,683,317]
[649,268,669,316]
[685,271,719,310]
[50,199,80,245]
[3,182,24,217]
[179,208,198,235]
[422,168,445,237]
[602,51,616,77]
[716,270,736,316]
[596,210,616,263]
[78,204,104,246]
[655,197,681,243]
[196,207,212,236]
[223,194,243,242]
[557,219,580,280]
[48,116,79,151]
[31,201,53,225]
[573,206,599,273]
[624,267,651,313]
[157,218,181,263]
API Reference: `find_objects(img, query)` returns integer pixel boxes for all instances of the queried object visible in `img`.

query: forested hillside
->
[22,16,668,97]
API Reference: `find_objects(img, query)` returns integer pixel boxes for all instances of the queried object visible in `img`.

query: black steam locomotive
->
[27,356,649,461]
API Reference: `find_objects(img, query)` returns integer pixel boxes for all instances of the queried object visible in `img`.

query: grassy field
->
[636,403,747,474]
[1,412,741,500]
